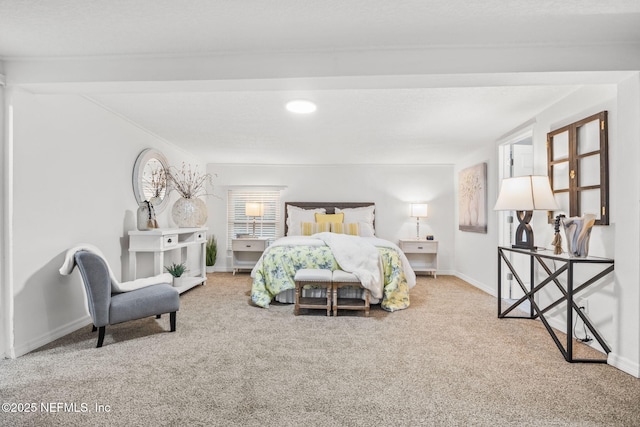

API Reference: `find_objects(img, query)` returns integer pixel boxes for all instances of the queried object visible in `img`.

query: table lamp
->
[245,202,264,237]
[494,176,558,250]
[410,203,429,239]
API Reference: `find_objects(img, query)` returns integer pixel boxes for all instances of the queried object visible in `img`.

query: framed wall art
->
[458,162,488,233]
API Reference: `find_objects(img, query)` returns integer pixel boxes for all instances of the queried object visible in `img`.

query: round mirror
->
[132,148,170,213]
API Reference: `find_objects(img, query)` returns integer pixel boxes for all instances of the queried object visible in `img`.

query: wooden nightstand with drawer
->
[399,239,438,277]
[232,237,269,274]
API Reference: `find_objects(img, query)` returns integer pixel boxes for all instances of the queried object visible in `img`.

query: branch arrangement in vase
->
[167,163,214,199]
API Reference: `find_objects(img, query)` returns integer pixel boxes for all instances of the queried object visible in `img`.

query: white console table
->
[128,228,207,294]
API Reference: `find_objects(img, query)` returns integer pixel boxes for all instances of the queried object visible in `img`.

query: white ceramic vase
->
[137,201,159,230]
[172,197,207,228]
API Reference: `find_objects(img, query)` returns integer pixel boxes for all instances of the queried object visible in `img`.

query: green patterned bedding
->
[251,244,411,312]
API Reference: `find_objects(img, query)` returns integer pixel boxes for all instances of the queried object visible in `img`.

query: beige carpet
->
[1,273,638,426]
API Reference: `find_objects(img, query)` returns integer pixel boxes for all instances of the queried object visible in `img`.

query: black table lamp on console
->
[494,175,559,250]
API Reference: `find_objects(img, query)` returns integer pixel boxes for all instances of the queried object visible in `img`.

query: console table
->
[129,228,207,294]
[497,246,614,363]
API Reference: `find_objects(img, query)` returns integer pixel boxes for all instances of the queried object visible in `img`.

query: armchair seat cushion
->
[110,284,179,325]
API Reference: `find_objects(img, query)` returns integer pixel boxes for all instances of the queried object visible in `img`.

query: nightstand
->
[232,237,269,274]
[398,239,438,277]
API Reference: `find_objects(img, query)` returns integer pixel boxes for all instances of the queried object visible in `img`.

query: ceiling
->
[1,0,639,164]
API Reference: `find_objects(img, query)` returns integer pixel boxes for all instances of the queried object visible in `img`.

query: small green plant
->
[206,236,217,267]
[165,262,187,278]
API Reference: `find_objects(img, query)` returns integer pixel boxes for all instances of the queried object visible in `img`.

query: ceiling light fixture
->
[285,100,317,114]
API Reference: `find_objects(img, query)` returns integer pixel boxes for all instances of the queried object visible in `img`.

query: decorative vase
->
[172,197,207,228]
[137,201,159,231]
[562,214,596,257]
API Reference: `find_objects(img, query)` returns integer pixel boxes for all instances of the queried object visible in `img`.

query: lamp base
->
[512,243,536,251]
[513,210,535,250]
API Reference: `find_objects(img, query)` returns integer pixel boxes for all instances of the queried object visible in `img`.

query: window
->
[227,188,283,246]
[547,111,609,225]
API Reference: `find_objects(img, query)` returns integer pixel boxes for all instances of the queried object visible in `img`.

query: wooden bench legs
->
[293,269,370,317]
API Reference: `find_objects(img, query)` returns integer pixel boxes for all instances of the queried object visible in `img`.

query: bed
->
[250,202,416,312]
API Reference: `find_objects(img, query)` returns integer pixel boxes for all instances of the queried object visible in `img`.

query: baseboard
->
[607,353,640,378]
[13,315,91,358]
[454,272,495,297]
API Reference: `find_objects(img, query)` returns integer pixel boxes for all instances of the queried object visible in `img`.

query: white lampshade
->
[410,203,429,218]
[245,202,264,217]
[494,176,559,211]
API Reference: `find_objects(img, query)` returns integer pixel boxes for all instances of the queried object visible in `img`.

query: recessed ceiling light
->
[285,100,317,114]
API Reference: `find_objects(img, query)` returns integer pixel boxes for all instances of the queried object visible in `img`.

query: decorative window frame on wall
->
[547,111,609,225]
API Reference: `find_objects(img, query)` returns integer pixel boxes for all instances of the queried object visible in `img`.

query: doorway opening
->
[498,130,533,301]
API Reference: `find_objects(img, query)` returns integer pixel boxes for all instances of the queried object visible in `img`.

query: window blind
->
[227,188,283,247]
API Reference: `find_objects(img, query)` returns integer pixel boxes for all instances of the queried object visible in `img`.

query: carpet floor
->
[0,273,638,426]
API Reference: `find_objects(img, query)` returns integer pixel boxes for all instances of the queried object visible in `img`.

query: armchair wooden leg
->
[170,312,176,332]
[96,326,105,348]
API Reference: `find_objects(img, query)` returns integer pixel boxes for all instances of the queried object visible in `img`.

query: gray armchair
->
[74,250,180,348]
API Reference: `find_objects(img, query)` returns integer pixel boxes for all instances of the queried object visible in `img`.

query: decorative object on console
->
[137,200,159,231]
[132,148,170,213]
[561,214,596,258]
[459,162,488,233]
[551,214,566,255]
[165,262,187,287]
[410,203,428,239]
[167,162,213,228]
[494,175,559,250]
[245,202,264,237]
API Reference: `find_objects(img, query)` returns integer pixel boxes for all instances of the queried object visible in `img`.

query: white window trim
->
[227,187,284,247]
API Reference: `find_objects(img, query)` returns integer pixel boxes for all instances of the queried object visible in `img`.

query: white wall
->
[0,72,6,358]
[206,163,455,273]
[612,74,640,375]
[7,91,200,357]
[453,80,640,377]
[454,150,498,295]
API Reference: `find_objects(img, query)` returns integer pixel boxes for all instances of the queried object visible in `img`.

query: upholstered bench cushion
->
[294,268,332,282]
[110,284,179,325]
[332,270,360,282]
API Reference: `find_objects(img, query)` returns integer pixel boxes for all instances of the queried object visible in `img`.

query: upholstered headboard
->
[284,202,375,236]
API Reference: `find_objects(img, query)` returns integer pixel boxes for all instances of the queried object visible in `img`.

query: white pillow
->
[287,206,326,236]
[357,222,375,237]
[335,206,375,232]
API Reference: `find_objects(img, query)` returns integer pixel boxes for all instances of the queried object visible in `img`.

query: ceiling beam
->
[4,43,640,91]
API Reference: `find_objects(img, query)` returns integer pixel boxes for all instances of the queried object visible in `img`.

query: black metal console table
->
[497,246,614,363]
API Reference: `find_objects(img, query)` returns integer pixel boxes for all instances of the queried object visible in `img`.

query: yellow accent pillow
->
[301,222,331,236]
[332,222,360,236]
[314,213,344,224]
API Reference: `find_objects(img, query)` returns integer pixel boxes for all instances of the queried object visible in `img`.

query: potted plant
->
[165,262,187,287]
[206,236,217,273]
